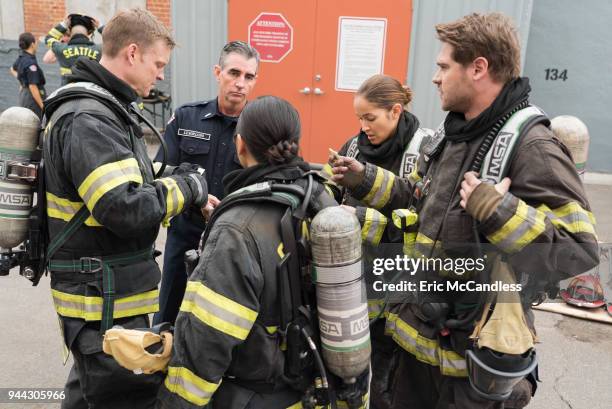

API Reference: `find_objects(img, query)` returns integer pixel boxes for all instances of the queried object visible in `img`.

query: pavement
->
[0,147,610,408]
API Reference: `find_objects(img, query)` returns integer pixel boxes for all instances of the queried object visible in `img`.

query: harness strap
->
[49,247,154,331]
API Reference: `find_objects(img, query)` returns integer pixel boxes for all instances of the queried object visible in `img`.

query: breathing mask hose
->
[445,100,530,330]
[301,327,336,409]
[129,102,168,178]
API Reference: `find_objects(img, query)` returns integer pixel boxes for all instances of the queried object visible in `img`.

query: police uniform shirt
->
[12,51,46,89]
[155,98,242,200]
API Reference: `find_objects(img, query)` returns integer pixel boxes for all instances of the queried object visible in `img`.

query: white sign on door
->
[335,17,387,92]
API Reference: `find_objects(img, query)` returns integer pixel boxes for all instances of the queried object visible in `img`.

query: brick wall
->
[23,0,66,39]
[147,0,171,28]
[22,1,172,38]
[1,0,173,124]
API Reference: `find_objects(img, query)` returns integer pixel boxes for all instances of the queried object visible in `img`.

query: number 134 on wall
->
[544,68,568,81]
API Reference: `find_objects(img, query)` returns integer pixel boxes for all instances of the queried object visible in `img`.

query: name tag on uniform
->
[178,128,211,140]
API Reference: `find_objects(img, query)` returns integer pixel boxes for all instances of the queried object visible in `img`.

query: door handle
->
[314,88,324,95]
[299,87,311,94]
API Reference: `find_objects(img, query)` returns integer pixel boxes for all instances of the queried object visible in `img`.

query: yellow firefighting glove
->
[103,328,173,374]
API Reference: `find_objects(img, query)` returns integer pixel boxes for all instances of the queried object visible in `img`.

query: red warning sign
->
[248,12,293,63]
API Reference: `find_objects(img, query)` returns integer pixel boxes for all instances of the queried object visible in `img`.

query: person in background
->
[44,13,102,84]
[153,40,259,325]
[10,32,46,118]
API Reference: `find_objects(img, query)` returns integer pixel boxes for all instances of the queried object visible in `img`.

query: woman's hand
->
[201,194,221,222]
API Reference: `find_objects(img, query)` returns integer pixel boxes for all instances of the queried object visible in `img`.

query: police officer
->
[153,40,259,325]
[10,32,46,118]
[44,13,102,84]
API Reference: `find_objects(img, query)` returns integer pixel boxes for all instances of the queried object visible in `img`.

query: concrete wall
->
[170,0,227,109]
[0,0,24,39]
[523,0,612,173]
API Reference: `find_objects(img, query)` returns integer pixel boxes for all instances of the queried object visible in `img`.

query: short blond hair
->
[102,8,175,58]
[435,13,521,84]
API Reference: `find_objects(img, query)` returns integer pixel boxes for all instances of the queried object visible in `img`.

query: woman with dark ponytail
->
[10,32,46,118]
[323,74,431,409]
[158,96,339,409]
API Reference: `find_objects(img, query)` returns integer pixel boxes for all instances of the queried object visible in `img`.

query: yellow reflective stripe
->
[402,232,417,256]
[46,192,102,227]
[322,163,333,177]
[392,208,418,229]
[266,326,278,335]
[181,281,258,340]
[49,27,63,39]
[361,208,387,245]
[408,166,421,184]
[488,200,547,253]
[415,232,434,244]
[78,158,143,211]
[374,169,395,209]
[363,167,395,209]
[158,177,186,224]
[59,67,72,76]
[362,166,385,204]
[386,312,467,377]
[277,243,285,258]
[165,366,219,406]
[538,202,597,236]
[51,289,159,321]
[46,37,59,47]
[368,299,384,318]
[324,184,334,198]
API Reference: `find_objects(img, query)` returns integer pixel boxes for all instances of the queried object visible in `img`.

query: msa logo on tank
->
[486,131,513,182]
[0,192,31,206]
[178,128,211,141]
[350,315,369,335]
[319,315,369,337]
[320,318,342,337]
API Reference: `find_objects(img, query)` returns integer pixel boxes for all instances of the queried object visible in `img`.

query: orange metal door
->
[228,0,317,150]
[228,0,413,163]
[309,1,413,162]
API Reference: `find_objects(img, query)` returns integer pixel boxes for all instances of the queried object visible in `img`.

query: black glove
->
[171,162,203,176]
[182,171,208,208]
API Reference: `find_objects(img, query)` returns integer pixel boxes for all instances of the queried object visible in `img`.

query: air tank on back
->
[310,206,370,383]
[0,107,40,249]
[551,115,590,180]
